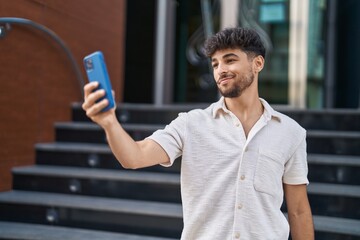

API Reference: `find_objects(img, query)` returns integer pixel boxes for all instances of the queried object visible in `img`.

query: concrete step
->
[12,163,360,219]
[1,217,359,240]
[308,154,360,185]
[35,142,181,173]
[12,165,181,203]
[283,182,360,219]
[0,191,183,238]
[55,121,360,155]
[55,122,164,143]
[306,130,360,155]
[35,142,119,169]
[308,183,360,219]
[308,182,360,198]
[72,102,202,125]
[285,109,360,131]
[1,215,359,240]
[71,102,360,131]
[313,215,360,239]
[308,154,360,166]
[36,142,359,181]
[283,214,360,240]
[0,221,176,240]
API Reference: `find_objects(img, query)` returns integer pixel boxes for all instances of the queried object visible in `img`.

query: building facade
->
[124,0,360,109]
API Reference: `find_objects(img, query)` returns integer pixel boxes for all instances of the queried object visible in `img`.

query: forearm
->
[101,116,144,169]
[82,83,154,168]
[284,184,314,240]
[101,115,169,169]
[289,210,314,240]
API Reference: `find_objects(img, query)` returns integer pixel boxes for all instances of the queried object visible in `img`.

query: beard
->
[218,70,255,98]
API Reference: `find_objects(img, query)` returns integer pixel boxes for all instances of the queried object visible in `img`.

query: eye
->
[226,58,235,64]
[212,63,218,69]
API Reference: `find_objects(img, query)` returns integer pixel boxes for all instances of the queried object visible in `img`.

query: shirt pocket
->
[254,150,285,197]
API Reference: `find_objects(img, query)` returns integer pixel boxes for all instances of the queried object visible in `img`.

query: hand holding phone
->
[83,51,115,112]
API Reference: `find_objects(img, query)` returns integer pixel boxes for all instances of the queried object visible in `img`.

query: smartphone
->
[83,51,115,112]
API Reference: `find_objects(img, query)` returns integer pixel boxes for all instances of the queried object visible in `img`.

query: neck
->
[225,96,262,118]
[224,91,264,138]
[225,79,262,113]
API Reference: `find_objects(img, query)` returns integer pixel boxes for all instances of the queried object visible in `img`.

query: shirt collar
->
[259,98,282,122]
[212,97,282,123]
[212,97,228,118]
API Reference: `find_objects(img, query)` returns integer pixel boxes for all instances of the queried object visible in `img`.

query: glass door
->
[173,0,326,107]
[238,0,291,105]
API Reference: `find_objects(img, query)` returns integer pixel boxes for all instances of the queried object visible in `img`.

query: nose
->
[217,62,228,75]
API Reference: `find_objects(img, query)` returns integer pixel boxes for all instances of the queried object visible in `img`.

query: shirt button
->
[235,123,240,127]
[240,175,245,180]
[235,232,240,239]
[237,203,243,209]
[244,147,249,152]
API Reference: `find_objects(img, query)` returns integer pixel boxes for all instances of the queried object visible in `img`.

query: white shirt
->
[148,97,309,240]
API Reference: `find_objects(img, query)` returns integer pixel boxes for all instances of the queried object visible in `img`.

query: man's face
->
[211,49,255,98]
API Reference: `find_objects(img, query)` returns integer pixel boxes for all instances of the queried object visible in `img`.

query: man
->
[82,27,314,240]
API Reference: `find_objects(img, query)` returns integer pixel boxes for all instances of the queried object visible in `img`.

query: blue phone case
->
[83,51,115,112]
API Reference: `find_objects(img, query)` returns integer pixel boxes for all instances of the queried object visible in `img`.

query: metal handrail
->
[0,17,85,96]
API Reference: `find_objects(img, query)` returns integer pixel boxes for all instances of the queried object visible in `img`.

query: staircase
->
[0,103,359,240]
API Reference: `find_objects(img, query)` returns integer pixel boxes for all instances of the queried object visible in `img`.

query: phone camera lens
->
[85,59,93,71]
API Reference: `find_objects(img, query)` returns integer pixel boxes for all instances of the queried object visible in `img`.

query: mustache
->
[217,73,235,84]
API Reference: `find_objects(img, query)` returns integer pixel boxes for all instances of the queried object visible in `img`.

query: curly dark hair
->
[204,27,266,59]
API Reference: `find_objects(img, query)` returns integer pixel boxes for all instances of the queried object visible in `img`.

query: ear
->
[253,55,265,73]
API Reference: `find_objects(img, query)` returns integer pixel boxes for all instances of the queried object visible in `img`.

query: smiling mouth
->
[217,76,234,85]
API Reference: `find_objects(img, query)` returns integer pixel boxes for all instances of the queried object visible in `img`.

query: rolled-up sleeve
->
[283,134,309,185]
[146,113,187,167]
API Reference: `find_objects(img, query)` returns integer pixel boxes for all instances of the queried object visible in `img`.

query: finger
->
[84,82,99,99]
[86,99,109,117]
[82,89,106,110]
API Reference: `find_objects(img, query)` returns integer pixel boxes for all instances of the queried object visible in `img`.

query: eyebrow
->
[211,53,239,62]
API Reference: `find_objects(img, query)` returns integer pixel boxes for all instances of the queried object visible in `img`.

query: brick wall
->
[0,0,126,191]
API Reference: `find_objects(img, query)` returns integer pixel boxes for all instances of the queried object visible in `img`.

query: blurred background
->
[0,0,359,239]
